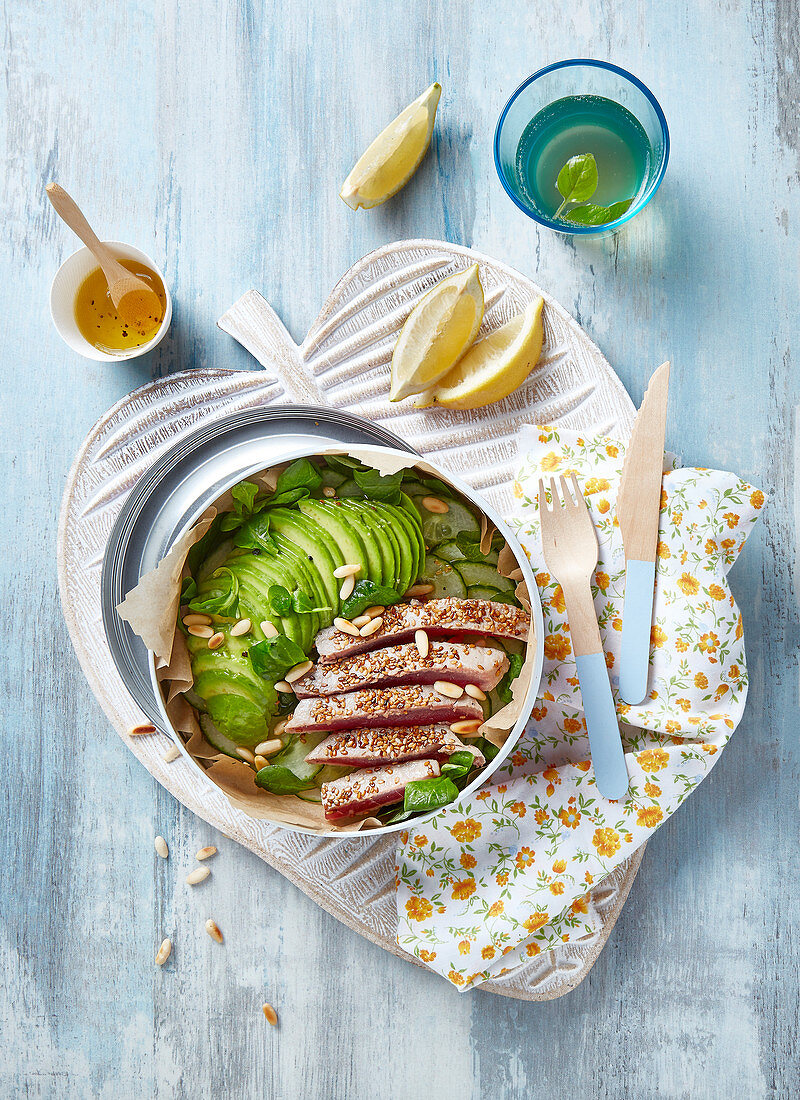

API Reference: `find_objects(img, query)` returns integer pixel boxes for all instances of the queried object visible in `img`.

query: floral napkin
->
[395,425,763,991]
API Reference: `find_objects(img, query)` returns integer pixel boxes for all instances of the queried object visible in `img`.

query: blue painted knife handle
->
[574,652,630,800]
[619,558,657,706]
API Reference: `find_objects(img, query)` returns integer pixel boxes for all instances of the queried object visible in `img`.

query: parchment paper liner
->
[117,446,537,833]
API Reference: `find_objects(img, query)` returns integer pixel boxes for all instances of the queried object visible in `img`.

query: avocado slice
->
[369,501,415,594]
[298,499,374,584]
[268,507,343,609]
[337,501,394,587]
[228,554,313,651]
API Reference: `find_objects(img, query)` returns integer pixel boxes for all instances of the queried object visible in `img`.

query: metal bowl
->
[103,406,543,837]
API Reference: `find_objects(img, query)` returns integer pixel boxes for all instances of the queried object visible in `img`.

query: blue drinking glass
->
[494,60,669,236]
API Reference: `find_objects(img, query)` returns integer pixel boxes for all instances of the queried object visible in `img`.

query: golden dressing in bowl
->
[74,259,166,354]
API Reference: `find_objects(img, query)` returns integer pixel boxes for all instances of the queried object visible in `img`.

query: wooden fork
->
[538,474,629,800]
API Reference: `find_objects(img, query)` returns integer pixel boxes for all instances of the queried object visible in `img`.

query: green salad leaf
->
[471,736,500,763]
[267,584,293,616]
[254,765,316,795]
[403,776,460,813]
[455,532,486,561]
[496,652,524,705]
[353,468,403,504]
[231,479,260,514]
[275,457,322,496]
[249,634,307,681]
[188,567,239,617]
[234,512,278,551]
[324,454,363,475]
[341,579,403,619]
[267,487,311,507]
[441,749,479,786]
[292,591,331,615]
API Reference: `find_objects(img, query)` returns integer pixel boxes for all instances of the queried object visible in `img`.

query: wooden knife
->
[616,361,671,704]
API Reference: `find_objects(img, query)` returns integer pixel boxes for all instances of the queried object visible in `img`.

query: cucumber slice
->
[269,732,327,783]
[408,492,481,547]
[452,560,517,595]
[200,713,243,759]
[183,688,208,714]
[418,554,468,599]
[295,788,323,803]
[466,584,519,606]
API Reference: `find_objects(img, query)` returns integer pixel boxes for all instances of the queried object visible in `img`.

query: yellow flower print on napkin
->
[395,426,763,991]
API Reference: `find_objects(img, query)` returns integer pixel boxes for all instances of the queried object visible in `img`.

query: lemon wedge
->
[340,82,442,210]
[418,298,545,410]
[389,264,485,402]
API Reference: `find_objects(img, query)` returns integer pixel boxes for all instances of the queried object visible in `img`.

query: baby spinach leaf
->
[496,652,524,705]
[418,476,455,498]
[268,584,292,617]
[292,591,332,615]
[219,513,245,533]
[341,579,403,619]
[255,765,316,795]
[472,736,500,762]
[554,153,598,217]
[266,487,310,507]
[275,457,322,496]
[234,512,278,552]
[353,467,404,504]
[455,532,486,561]
[249,634,307,681]
[188,568,239,616]
[565,198,634,226]
[186,514,225,577]
[325,454,364,475]
[441,749,479,782]
[403,776,460,813]
[378,805,415,825]
[231,479,260,515]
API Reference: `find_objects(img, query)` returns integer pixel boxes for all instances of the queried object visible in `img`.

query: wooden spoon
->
[45,183,163,329]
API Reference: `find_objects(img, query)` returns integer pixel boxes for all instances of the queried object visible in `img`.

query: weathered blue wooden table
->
[3,2,797,1097]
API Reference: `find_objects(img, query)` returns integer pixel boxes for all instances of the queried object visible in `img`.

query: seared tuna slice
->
[285,685,484,734]
[316,598,529,663]
[305,726,486,768]
[322,758,440,822]
[293,641,508,698]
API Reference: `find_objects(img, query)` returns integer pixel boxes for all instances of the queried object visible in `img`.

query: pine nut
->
[163,745,181,763]
[154,835,169,859]
[230,618,251,636]
[188,625,214,639]
[435,680,464,699]
[254,755,268,769]
[274,680,293,693]
[262,1003,278,1026]
[205,919,224,943]
[450,719,483,736]
[285,660,313,684]
[334,617,360,637]
[260,620,279,638]
[363,606,385,618]
[196,846,217,861]
[208,632,225,649]
[360,616,383,637]
[273,718,289,738]
[254,737,283,757]
[415,629,430,658]
[421,496,450,514]
[339,573,355,600]
[130,724,157,736]
[155,938,172,966]
[404,584,435,599]
[236,747,256,764]
[333,563,361,579]
[183,613,212,626]
[323,486,337,498]
[186,867,210,886]
[465,684,487,701]
[351,614,371,628]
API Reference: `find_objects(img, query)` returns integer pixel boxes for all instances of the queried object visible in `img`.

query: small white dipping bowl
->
[50,241,172,363]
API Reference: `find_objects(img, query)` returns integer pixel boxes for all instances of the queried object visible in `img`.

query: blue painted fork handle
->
[619,558,657,705]
[574,652,630,800]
